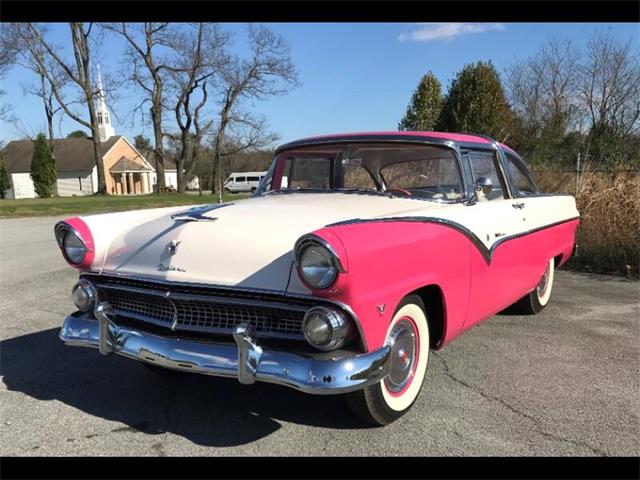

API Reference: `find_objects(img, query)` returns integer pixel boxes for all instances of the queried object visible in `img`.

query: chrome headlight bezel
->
[72,278,96,312]
[54,223,91,267]
[294,235,345,290]
[302,306,353,351]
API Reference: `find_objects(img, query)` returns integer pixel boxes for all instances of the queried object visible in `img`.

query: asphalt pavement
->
[1,215,638,456]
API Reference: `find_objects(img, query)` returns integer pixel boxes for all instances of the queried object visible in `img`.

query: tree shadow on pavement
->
[1,328,369,447]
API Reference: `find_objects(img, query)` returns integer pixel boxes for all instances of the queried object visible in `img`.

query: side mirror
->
[467,177,494,205]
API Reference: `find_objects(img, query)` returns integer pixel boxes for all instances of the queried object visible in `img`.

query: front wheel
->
[346,295,430,426]
[513,258,555,314]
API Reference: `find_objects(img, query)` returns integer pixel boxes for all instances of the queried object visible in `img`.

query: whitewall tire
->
[346,295,430,426]
[514,258,555,314]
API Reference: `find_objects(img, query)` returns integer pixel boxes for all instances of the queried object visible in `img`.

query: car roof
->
[276,131,518,155]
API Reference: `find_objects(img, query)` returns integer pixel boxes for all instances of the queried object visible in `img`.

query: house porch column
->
[142,172,149,193]
[121,174,128,195]
[127,173,134,195]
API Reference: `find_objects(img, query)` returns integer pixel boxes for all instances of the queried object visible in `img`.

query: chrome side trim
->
[325,216,581,266]
[60,309,391,395]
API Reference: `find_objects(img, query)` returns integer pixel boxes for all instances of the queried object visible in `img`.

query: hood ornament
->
[171,203,232,222]
[168,240,181,256]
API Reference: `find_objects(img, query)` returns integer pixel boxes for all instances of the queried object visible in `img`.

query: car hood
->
[98,193,445,292]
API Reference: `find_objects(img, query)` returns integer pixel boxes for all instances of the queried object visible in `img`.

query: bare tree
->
[506,38,580,142]
[9,25,64,149]
[578,30,640,145]
[212,24,298,200]
[0,25,19,121]
[25,23,108,193]
[165,23,229,192]
[104,23,179,191]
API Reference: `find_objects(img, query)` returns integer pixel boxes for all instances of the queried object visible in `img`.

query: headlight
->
[63,230,87,265]
[54,221,93,268]
[295,236,344,290]
[302,306,353,350]
[72,279,96,312]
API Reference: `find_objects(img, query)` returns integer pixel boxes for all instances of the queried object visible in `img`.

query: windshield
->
[256,142,465,202]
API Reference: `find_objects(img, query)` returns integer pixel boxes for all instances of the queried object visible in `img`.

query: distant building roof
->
[1,136,122,174]
[138,148,179,171]
[110,156,153,172]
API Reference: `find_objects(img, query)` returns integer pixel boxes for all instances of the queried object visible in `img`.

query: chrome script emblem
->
[168,240,181,256]
[157,263,186,272]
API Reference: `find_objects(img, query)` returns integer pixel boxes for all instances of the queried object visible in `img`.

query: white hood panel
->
[100,194,439,292]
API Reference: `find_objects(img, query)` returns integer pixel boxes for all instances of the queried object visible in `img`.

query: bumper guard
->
[60,301,391,394]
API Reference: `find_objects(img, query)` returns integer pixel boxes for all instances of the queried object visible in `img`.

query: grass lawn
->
[0,192,249,218]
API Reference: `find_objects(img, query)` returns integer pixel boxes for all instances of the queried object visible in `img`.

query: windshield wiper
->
[336,188,386,196]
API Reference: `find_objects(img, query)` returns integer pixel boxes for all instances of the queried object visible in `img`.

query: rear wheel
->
[346,295,430,426]
[513,258,555,314]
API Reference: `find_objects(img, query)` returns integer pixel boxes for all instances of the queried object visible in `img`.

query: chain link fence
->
[530,154,639,277]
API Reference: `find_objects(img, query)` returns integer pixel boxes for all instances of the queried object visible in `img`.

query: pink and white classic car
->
[57,132,580,425]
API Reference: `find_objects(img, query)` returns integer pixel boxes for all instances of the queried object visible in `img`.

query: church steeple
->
[95,65,115,142]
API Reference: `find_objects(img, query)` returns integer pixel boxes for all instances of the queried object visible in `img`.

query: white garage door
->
[57,171,93,196]
[9,173,36,199]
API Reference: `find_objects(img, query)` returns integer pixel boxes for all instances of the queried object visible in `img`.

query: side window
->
[247,176,260,182]
[282,157,331,189]
[504,154,538,195]
[467,150,505,200]
[236,176,246,183]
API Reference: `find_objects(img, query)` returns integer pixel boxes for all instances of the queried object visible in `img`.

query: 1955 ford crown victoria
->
[57,132,580,425]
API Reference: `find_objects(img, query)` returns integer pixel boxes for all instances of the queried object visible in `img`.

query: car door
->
[463,148,531,326]
[500,150,564,288]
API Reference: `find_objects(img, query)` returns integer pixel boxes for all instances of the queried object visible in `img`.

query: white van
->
[223,171,267,193]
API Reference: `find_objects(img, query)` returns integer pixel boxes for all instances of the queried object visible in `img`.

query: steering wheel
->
[386,188,413,197]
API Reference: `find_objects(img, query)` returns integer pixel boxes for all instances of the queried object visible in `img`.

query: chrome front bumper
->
[59,302,391,394]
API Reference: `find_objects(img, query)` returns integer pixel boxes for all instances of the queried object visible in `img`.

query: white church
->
[2,66,198,199]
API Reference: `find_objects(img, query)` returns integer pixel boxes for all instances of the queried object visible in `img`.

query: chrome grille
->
[100,288,176,326]
[96,282,307,340]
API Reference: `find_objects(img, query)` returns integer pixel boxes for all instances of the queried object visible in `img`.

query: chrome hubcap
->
[384,319,417,394]
[537,263,550,298]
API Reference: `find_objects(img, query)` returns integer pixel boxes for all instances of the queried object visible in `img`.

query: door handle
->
[512,202,525,209]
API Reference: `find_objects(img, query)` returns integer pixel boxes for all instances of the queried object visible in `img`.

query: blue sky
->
[2,23,638,146]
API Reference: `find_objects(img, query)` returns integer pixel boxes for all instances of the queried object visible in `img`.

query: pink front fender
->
[311,221,473,351]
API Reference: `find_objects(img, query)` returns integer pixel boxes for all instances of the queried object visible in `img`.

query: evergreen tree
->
[0,152,11,199]
[66,130,89,139]
[438,61,513,139]
[398,72,443,131]
[134,134,152,152]
[30,133,57,198]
